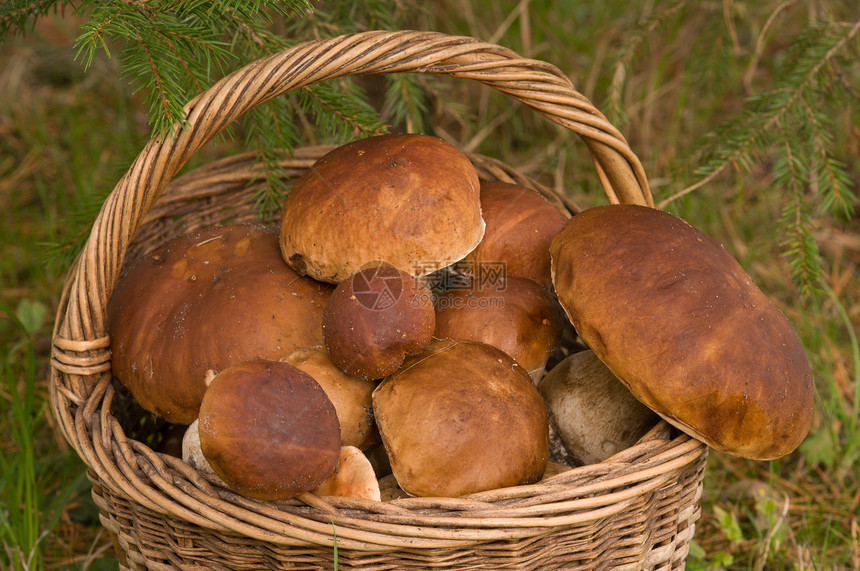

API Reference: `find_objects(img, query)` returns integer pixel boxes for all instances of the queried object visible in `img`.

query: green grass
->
[1,302,94,571]
[1,2,858,569]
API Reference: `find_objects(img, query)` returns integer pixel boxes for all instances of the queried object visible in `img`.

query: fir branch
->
[0,0,62,38]
[243,95,301,218]
[129,31,189,135]
[297,80,387,143]
[660,17,860,208]
[775,123,821,296]
[799,94,856,220]
[657,15,859,296]
[74,0,312,136]
[383,74,428,133]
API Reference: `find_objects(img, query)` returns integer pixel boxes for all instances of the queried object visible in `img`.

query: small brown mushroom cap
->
[550,204,814,460]
[538,350,659,465]
[322,265,435,379]
[434,277,563,380]
[372,339,549,497]
[312,446,381,501]
[280,133,485,283]
[107,224,333,424]
[282,346,379,450]
[197,360,341,501]
[457,181,568,288]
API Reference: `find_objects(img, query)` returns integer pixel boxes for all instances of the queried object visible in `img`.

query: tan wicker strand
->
[138,441,558,550]
[49,30,706,570]
[49,359,111,376]
[459,438,703,507]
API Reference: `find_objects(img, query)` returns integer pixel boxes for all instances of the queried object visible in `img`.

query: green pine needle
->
[0,0,64,38]
[384,74,429,133]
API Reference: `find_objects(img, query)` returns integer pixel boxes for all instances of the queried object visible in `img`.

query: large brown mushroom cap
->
[549,204,814,460]
[107,224,333,424]
[198,360,341,501]
[372,339,549,497]
[433,276,563,379]
[279,133,484,283]
[457,181,568,288]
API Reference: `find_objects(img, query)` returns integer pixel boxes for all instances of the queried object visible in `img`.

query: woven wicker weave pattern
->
[49,30,705,570]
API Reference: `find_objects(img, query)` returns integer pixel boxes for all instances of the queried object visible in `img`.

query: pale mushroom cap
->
[279,133,485,283]
[538,350,658,465]
[282,346,379,449]
[181,420,224,484]
[550,204,814,460]
[312,446,381,501]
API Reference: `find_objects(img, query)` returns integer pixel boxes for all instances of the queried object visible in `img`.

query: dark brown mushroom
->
[322,264,435,380]
[197,359,341,501]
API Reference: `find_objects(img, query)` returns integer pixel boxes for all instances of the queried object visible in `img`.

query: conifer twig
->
[658,16,860,209]
[0,0,60,37]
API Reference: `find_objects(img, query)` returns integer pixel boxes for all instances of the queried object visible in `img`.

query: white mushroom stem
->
[181,419,226,486]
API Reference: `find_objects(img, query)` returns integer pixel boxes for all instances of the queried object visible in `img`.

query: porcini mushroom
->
[197,359,341,501]
[107,224,333,424]
[434,276,564,381]
[279,133,485,282]
[281,346,379,449]
[322,264,435,379]
[372,338,549,497]
[538,350,659,465]
[312,446,381,501]
[550,204,814,460]
[456,181,568,288]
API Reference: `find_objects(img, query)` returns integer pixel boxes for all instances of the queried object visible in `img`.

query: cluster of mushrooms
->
[106,133,815,503]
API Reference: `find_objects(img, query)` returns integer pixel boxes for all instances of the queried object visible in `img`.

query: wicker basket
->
[50,30,708,570]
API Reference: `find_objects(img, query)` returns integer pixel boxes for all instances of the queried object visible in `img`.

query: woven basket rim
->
[49,29,704,564]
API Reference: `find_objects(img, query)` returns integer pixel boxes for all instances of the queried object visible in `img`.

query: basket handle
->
[53,30,652,369]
